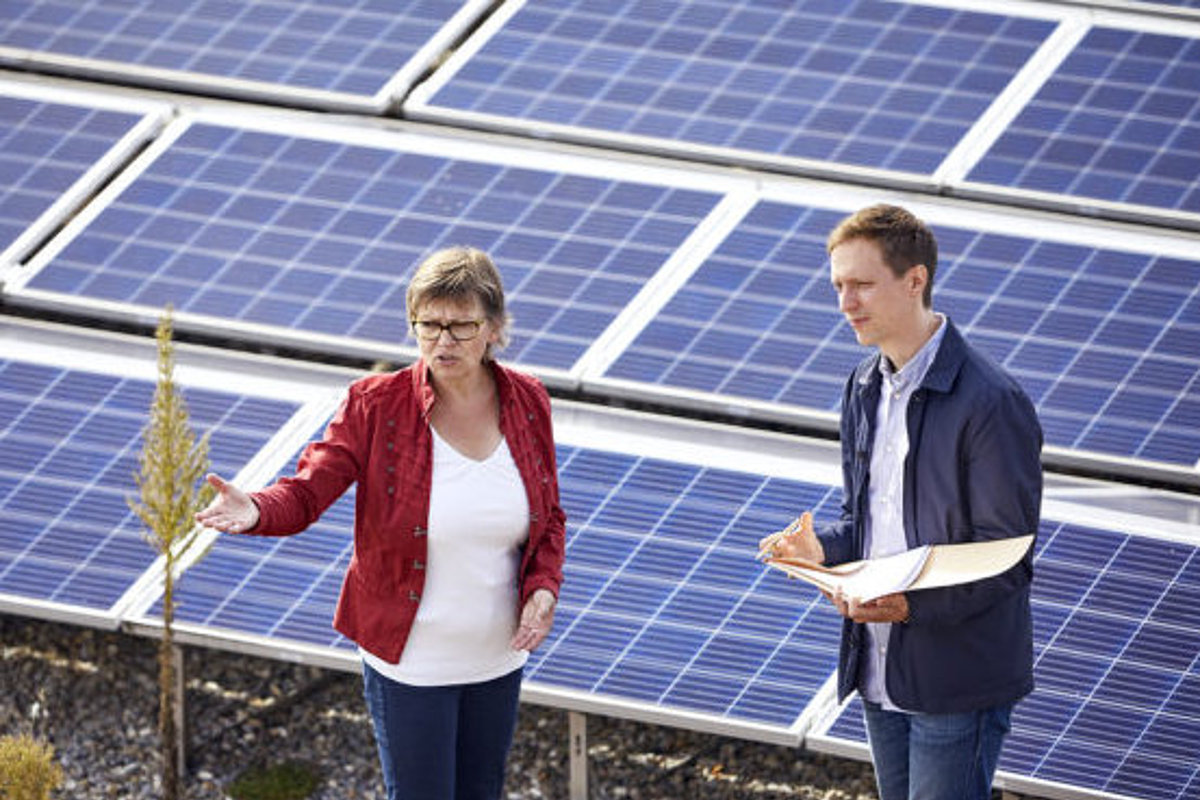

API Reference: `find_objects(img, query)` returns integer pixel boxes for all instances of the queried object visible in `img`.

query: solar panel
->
[0,79,167,267]
[0,0,493,113]
[586,188,1200,472]
[811,519,1200,800]
[527,442,843,738]
[153,477,356,654]
[0,320,305,627]
[4,111,732,380]
[966,23,1200,218]
[407,0,1054,178]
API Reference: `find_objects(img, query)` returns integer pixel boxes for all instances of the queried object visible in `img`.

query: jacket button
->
[408,591,419,601]
[386,442,394,451]
[413,559,424,570]
[413,527,426,537]
[386,486,395,495]
[387,419,395,427]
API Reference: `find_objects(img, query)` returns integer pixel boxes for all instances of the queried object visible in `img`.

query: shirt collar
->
[879,313,947,392]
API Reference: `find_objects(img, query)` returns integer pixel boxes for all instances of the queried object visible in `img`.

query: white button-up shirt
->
[860,314,947,708]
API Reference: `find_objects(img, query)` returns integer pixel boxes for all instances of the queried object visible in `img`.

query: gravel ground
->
[1,614,878,799]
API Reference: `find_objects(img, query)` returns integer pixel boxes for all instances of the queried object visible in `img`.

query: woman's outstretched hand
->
[194,473,260,533]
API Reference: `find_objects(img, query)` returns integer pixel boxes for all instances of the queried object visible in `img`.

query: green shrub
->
[226,761,321,800]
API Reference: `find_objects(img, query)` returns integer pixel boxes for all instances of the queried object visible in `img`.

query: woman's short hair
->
[406,246,511,355]
[826,204,938,308]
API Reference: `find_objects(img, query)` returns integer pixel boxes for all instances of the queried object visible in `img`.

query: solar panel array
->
[592,195,1200,468]
[2,2,1199,799]
[813,520,1200,800]
[6,113,728,375]
[408,0,1200,226]
[3,1,1197,477]
[5,322,1198,800]
[0,350,298,621]
[6,115,1199,472]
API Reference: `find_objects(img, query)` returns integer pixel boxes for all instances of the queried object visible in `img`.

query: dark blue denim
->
[862,699,1013,800]
[362,663,523,800]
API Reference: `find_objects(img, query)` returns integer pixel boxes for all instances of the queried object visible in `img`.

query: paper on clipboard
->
[764,535,1034,602]
[907,535,1035,593]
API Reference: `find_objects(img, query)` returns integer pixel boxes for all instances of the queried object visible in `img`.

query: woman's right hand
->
[194,473,260,533]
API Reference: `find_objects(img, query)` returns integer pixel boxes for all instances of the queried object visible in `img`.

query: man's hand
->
[758,510,825,563]
[194,473,260,533]
[826,589,910,624]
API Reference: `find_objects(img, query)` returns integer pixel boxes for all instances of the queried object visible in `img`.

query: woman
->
[195,246,566,800]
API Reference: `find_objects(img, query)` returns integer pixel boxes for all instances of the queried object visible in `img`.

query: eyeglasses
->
[411,319,485,342]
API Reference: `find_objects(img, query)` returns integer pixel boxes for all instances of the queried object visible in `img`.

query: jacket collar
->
[918,317,968,395]
[854,316,967,396]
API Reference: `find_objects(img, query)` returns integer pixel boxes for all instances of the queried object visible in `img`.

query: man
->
[762,204,1043,800]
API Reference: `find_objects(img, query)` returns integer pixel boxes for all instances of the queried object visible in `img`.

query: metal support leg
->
[569,711,588,800]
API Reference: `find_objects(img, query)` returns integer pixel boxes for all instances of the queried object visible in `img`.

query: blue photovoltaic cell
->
[0,0,468,101]
[604,199,1200,467]
[822,521,1200,800]
[167,433,850,730]
[526,445,845,727]
[0,358,298,613]
[0,91,145,258]
[418,0,1053,175]
[969,27,1200,214]
[21,120,722,372]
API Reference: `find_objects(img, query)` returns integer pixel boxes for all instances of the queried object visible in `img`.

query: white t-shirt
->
[360,428,530,685]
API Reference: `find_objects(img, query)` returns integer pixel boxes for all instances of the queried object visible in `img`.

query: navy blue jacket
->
[817,319,1043,713]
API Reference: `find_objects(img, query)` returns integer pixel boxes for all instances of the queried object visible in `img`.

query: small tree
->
[0,733,63,800]
[128,306,215,800]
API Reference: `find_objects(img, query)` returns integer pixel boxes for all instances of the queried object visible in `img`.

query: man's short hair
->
[827,204,938,308]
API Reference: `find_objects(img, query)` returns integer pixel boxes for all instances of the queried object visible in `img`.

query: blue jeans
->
[862,699,1013,800]
[362,663,523,800]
